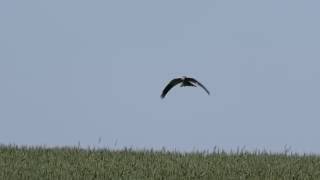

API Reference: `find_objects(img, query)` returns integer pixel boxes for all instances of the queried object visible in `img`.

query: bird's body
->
[180,77,196,87]
[161,76,210,99]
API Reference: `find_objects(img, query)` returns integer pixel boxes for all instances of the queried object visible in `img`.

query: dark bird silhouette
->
[161,76,210,99]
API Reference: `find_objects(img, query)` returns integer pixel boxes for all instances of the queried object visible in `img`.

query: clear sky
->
[1,1,320,153]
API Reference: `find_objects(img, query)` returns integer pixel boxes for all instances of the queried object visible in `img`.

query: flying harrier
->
[161,76,210,99]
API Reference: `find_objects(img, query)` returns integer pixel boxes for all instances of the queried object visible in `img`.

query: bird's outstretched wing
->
[186,77,210,95]
[161,78,183,99]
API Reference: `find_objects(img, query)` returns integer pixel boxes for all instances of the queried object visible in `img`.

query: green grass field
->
[1,144,320,179]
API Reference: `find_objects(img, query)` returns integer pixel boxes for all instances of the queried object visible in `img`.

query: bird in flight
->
[161,76,210,99]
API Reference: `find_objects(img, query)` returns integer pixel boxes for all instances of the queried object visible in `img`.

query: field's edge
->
[1,144,320,179]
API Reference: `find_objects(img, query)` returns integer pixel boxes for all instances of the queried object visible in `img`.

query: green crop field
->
[1,144,320,179]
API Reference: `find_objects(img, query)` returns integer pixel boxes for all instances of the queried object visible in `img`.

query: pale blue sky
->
[1,1,320,153]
